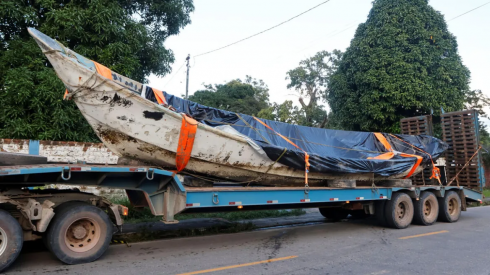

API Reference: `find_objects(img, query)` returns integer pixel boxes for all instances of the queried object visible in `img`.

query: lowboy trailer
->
[0,162,483,272]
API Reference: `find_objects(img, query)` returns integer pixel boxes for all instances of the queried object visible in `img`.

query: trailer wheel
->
[438,191,461,223]
[384,192,414,229]
[45,202,112,265]
[0,209,24,273]
[374,200,387,226]
[413,192,439,226]
[319,207,349,221]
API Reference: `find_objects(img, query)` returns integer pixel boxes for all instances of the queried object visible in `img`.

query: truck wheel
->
[374,200,387,226]
[319,207,349,221]
[45,202,113,265]
[438,191,461,223]
[384,192,414,229]
[0,209,24,273]
[413,192,439,226]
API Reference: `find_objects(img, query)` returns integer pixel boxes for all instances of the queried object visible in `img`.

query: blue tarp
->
[149,88,448,177]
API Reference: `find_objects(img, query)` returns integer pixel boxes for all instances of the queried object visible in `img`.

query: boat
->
[28,28,448,187]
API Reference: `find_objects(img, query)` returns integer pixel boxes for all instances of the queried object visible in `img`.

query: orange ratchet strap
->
[369,133,423,179]
[176,114,198,172]
[253,117,310,185]
[64,61,113,99]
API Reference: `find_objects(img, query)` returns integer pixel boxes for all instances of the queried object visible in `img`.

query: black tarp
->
[146,90,448,177]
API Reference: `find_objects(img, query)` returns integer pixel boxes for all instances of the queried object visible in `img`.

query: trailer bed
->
[0,163,483,215]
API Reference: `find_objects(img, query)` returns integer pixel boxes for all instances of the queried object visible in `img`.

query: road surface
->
[6,206,490,274]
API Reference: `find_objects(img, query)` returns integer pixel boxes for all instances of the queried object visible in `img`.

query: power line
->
[194,0,333,58]
[163,61,186,87]
[449,1,490,21]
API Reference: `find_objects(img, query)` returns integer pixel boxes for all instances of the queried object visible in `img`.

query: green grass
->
[483,188,490,199]
[111,197,306,224]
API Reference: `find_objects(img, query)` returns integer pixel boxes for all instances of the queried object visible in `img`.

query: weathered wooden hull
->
[29,29,419,186]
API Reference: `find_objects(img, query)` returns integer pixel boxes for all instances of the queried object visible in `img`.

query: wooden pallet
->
[441,110,483,190]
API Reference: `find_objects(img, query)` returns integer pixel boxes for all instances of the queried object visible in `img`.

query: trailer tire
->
[438,191,461,223]
[384,192,413,229]
[319,207,349,221]
[374,200,387,226]
[45,202,112,265]
[0,209,24,273]
[413,192,439,226]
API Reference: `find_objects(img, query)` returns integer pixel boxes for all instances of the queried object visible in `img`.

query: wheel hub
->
[72,226,88,240]
[448,198,456,215]
[424,200,432,216]
[397,203,406,219]
[64,218,101,253]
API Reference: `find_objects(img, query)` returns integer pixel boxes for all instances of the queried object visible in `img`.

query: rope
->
[447,146,482,186]
[235,113,271,144]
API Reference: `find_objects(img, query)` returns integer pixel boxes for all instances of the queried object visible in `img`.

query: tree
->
[0,0,194,141]
[257,100,301,124]
[189,76,270,116]
[465,89,490,118]
[328,0,470,132]
[286,50,342,128]
[478,123,490,166]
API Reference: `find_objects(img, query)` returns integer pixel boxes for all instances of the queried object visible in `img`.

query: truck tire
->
[45,202,113,265]
[319,207,349,221]
[374,200,387,226]
[413,192,439,226]
[438,191,461,223]
[384,192,414,229]
[0,209,24,273]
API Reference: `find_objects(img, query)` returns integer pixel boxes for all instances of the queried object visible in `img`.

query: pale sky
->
[148,0,490,122]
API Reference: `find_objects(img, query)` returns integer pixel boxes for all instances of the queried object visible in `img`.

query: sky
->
[148,0,490,120]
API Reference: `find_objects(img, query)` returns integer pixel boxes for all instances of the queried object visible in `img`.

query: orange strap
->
[388,134,440,183]
[152,87,167,105]
[368,133,394,160]
[369,152,395,160]
[176,115,198,172]
[400,153,424,179]
[370,133,423,179]
[374,132,393,151]
[253,117,310,184]
[93,61,113,79]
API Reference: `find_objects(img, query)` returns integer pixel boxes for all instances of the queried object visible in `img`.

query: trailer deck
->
[0,163,483,217]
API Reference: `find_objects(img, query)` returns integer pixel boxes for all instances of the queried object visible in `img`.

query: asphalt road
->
[5,206,490,275]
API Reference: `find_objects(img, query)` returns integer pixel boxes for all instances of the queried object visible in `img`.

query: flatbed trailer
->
[0,163,483,272]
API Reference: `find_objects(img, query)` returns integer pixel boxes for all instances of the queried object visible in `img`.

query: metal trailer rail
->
[0,163,484,271]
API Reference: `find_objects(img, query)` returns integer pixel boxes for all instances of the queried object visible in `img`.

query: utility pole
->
[185,54,190,99]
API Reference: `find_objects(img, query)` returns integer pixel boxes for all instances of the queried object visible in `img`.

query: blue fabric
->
[163,92,448,176]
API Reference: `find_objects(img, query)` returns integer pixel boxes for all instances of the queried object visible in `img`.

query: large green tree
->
[328,0,470,132]
[286,50,342,128]
[0,0,193,141]
[189,76,270,116]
